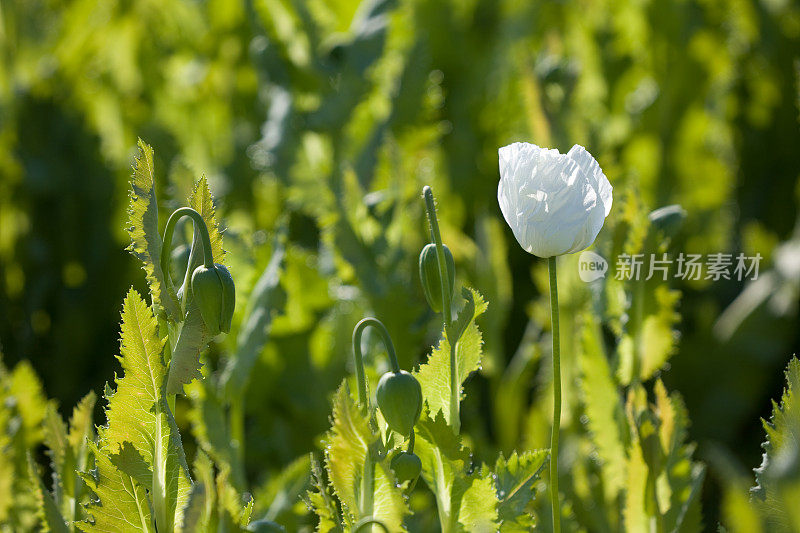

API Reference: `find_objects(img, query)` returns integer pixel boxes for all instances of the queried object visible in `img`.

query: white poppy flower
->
[498,142,613,258]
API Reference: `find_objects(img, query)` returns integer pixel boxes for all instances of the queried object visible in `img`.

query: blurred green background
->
[1,0,799,528]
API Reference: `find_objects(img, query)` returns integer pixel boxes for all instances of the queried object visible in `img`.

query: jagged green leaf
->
[324,383,408,530]
[494,450,549,532]
[306,454,342,533]
[27,453,69,533]
[182,449,257,532]
[166,177,226,395]
[167,300,210,395]
[458,471,498,532]
[415,411,496,532]
[654,380,705,532]
[188,176,225,265]
[186,377,243,488]
[414,288,488,426]
[9,360,50,448]
[126,139,180,318]
[579,315,628,498]
[90,289,192,533]
[751,357,800,532]
[78,441,154,532]
[325,384,372,520]
[64,391,97,524]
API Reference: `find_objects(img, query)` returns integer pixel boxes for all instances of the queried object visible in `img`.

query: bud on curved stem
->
[161,208,215,290]
[352,317,401,412]
[161,207,235,335]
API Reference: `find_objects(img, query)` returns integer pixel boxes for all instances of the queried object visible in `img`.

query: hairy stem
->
[352,317,400,411]
[160,207,215,296]
[422,186,460,434]
[548,256,561,533]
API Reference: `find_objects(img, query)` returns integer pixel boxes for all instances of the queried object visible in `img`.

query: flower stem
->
[161,207,215,278]
[422,186,460,434]
[352,317,400,412]
[422,187,453,330]
[548,256,561,533]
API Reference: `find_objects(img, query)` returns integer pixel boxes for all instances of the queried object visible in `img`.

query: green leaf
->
[27,453,69,533]
[221,233,287,395]
[414,288,488,427]
[494,450,549,532]
[166,177,226,395]
[167,300,210,395]
[324,384,408,530]
[126,139,180,318]
[622,427,650,532]
[188,176,225,265]
[9,360,50,448]
[751,357,800,532]
[42,404,69,487]
[458,471,498,532]
[654,380,705,532]
[325,384,372,519]
[95,289,192,533]
[179,484,206,533]
[252,454,311,524]
[78,441,154,532]
[181,450,258,532]
[186,377,244,489]
[306,454,343,533]
[415,411,497,532]
[448,287,476,343]
[579,315,628,498]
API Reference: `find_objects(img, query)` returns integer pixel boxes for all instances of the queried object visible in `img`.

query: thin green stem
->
[352,318,400,411]
[548,256,561,533]
[422,187,453,329]
[230,392,246,488]
[160,207,215,294]
[422,186,460,434]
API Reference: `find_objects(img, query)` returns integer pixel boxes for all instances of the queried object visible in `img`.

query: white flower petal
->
[497,142,613,257]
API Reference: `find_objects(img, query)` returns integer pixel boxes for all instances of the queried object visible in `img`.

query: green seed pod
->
[376,370,422,436]
[419,243,455,313]
[191,263,235,335]
[390,451,422,483]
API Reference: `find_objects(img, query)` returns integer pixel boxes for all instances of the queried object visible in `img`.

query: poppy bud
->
[191,263,235,335]
[376,370,422,437]
[390,451,422,483]
[419,243,455,313]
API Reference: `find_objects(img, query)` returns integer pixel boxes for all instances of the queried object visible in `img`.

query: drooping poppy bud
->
[419,243,455,313]
[376,370,422,437]
[191,263,235,335]
[390,451,422,483]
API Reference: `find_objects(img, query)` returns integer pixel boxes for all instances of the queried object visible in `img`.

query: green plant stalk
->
[160,208,215,409]
[230,391,246,486]
[352,317,401,411]
[161,207,215,291]
[548,256,561,533]
[351,317,399,531]
[422,186,459,434]
[161,208,215,356]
